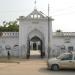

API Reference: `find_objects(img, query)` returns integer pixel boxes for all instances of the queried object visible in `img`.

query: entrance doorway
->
[26,36,45,59]
[33,42,37,50]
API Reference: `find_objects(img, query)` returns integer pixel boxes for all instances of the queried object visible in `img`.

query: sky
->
[0,0,75,32]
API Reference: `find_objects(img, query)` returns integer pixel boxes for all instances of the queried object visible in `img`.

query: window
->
[68,46,73,52]
[38,15,40,18]
[34,14,37,18]
[31,15,33,18]
[61,46,65,50]
[61,54,73,60]
[74,55,75,60]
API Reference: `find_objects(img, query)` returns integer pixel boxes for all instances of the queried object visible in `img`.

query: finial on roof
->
[34,0,37,10]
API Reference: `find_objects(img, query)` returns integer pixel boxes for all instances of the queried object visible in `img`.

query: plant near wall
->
[0,21,19,32]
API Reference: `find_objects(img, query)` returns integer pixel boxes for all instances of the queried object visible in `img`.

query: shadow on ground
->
[0,55,45,63]
[29,55,45,60]
[39,67,75,74]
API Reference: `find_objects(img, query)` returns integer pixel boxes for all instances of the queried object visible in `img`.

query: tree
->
[7,21,19,32]
[0,21,19,32]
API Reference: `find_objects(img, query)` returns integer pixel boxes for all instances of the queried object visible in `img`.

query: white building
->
[0,9,75,58]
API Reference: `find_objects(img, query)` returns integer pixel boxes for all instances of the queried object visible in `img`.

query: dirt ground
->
[0,58,48,75]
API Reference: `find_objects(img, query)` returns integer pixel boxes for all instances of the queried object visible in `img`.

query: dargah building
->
[0,8,75,58]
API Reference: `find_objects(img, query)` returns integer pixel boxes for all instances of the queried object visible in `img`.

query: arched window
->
[31,15,33,18]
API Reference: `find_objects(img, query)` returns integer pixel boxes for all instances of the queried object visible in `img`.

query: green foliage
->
[0,21,19,32]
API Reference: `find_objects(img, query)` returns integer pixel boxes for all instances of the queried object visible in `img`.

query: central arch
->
[31,36,42,50]
[26,29,45,59]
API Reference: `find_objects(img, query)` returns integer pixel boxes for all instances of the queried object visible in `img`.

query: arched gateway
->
[18,9,53,59]
[26,29,45,58]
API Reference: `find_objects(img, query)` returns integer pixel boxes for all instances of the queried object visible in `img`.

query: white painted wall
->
[52,33,75,57]
[0,32,19,57]
[0,32,75,57]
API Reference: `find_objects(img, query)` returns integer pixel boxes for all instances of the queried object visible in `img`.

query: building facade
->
[18,9,53,58]
[0,9,75,58]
